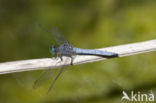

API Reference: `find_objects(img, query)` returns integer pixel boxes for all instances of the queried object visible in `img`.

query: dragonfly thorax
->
[55,43,73,57]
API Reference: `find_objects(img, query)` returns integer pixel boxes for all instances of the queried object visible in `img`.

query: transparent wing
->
[33,57,71,93]
[51,26,68,44]
[39,24,68,44]
[47,57,70,93]
[46,67,64,93]
[33,69,56,89]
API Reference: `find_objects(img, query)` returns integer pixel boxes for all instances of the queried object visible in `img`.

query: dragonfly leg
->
[56,53,63,61]
[70,57,74,65]
[51,56,59,61]
[54,53,63,64]
[55,57,63,65]
[60,56,63,61]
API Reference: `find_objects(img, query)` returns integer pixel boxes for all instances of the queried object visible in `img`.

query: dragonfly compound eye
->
[50,45,56,56]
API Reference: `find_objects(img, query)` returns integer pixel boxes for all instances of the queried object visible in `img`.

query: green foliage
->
[0,0,156,103]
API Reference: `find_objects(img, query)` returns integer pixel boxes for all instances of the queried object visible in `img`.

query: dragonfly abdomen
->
[73,48,118,58]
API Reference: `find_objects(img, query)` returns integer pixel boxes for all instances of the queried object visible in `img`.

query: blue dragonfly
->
[33,25,118,93]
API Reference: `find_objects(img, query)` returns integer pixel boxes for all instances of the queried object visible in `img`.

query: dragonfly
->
[33,25,118,93]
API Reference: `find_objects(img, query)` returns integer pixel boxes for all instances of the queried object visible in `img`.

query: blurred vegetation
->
[0,0,156,103]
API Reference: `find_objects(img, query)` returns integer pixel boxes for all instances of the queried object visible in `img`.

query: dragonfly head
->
[50,45,56,56]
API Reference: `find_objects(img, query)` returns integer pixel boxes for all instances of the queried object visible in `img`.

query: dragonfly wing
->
[47,57,70,93]
[51,26,68,44]
[47,67,64,93]
[38,24,68,44]
[33,69,56,89]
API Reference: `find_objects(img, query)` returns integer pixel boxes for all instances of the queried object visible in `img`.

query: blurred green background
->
[0,0,156,103]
